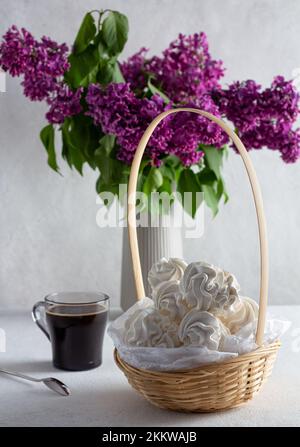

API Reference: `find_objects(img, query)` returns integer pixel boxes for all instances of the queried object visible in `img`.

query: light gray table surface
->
[0,306,299,427]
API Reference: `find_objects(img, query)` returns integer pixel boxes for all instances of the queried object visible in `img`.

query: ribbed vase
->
[120,214,183,310]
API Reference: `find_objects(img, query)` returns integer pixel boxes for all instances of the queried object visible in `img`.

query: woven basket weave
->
[115,108,280,413]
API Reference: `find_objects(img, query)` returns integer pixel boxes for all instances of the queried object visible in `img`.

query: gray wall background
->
[0,0,299,309]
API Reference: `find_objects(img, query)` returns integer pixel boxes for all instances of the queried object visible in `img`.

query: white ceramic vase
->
[120,214,183,310]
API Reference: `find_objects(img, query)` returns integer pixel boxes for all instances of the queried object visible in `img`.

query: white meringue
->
[213,271,240,311]
[178,309,224,350]
[218,296,258,334]
[152,280,186,321]
[124,307,180,348]
[148,257,187,291]
[124,257,258,356]
[182,261,224,311]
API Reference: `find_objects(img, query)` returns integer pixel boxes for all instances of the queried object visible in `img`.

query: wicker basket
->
[115,108,280,413]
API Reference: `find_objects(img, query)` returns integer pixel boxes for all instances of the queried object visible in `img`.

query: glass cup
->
[32,292,109,371]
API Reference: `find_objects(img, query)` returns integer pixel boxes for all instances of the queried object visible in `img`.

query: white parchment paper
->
[108,298,290,371]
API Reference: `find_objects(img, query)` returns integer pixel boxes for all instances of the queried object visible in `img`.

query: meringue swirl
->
[148,257,187,291]
[124,257,258,354]
[182,262,224,311]
[213,271,240,311]
[152,280,186,321]
[218,296,258,334]
[124,307,180,348]
[178,309,223,350]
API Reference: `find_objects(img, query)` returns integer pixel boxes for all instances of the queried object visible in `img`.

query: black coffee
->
[46,304,108,371]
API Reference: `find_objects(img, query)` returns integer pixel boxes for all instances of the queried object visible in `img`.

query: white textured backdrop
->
[0,0,299,309]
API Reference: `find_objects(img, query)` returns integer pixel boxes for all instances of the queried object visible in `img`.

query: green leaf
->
[96,175,119,196]
[94,151,112,184]
[102,11,129,55]
[177,169,202,218]
[80,63,99,87]
[203,146,224,179]
[158,177,173,195]
[137,173,145,193]
[66,115,102,169]
[164,155,181,168]
[157,188,175,214]
[60,115,102,172]
[147,78,170,104]
[40,124,59,172]
[98,134,116,156]
[96,39,110,59]
[217,177,229,203]
[96,59,115,85]
[142,167,163,195]
[202,184,219,217]
[197,167,217,185]
[61,119,86,174]
[223,145,229,160]
[112,61,125,83]
[201,146,229,210]
[73,13,97,54]
[164,155,183,182]
[94,138,126,186]
[95,137,131,201]
[65,45,99,88]
[159,164,175,182]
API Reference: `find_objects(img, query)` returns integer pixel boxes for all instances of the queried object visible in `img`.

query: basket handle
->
[127,108,268,346]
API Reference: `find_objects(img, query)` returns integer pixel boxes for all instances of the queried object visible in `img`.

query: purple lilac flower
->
[120,47,149,94]
[239,122,300,163]
[278,129,300,163]
[262,75,299,122]
[0,25,81,123]
[0,26,35,76]
[0,26,70,101]
[46,85,83,124]
[86,83,228,165]
[2,25,299,165]
[121,33,225,103]
[22,36,70,101]
[213,76,300,162]
[86,82,168,164]
[163,96,228,165]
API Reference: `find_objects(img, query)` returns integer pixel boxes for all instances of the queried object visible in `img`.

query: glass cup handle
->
[32,301,50,340]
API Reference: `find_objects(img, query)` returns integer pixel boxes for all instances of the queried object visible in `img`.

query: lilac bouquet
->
[1,9,299,216]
